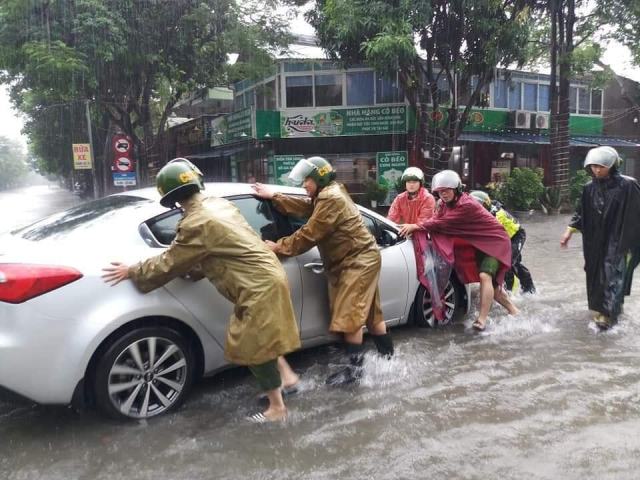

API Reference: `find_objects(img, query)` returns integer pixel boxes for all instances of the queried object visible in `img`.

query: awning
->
[459,131,640,147]
[185,141,250,160]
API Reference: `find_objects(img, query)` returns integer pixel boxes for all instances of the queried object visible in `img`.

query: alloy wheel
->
[420,281,457,327]
[107,336,188,419]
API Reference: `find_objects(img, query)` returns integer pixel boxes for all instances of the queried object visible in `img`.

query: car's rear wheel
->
[413,280,459,328]
[94,327,194,420]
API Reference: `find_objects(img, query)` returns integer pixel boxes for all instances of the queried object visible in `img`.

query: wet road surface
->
[1,187,639,480]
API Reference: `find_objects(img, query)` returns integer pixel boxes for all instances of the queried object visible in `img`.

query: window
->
[147,211,182,246]
[494,79,508,108]
[284,62,313,72]
[347,71,374,105]
[508,81,521,110]
[523,83,537,111]
[538,84,550,111]
[286,75,313,107]
[146,196,284,245]
[243,89,255,108]
[436,76,450,104]
[233,95,244,110]
[315,74,343,106]
[376,73,404,104]
[256,80,276,110]
[569,87,577,113]
[591,89,602,115]
[230,197,280,241]
[578,87,590,114]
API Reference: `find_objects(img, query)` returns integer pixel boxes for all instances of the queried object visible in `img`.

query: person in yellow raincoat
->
[102,158,300,423]
[252,156,393,386]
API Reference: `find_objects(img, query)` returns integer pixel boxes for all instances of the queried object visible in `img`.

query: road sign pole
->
[85,100,99,199]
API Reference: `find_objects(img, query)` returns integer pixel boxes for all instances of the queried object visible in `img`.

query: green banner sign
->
[376,151,408,188]
[223,107,253,143]
[281,105,407,138]
[271,155,303,185]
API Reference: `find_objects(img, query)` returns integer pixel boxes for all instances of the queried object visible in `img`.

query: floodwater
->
[1,187,639,480]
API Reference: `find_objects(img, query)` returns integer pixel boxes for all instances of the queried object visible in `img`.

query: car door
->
[140,196,304,351]
[283,204,411,342]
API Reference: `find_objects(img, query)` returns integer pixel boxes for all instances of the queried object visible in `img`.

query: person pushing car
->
[252,156,394,386]
[102,158,300,423]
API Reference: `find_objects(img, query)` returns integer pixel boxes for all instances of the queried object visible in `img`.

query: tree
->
[0,136,28,191]
[531,2,600,200]
[302,0,535,175]
[0,0,291,193]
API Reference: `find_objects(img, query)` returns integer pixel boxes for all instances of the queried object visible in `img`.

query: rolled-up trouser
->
[249,359,282,391]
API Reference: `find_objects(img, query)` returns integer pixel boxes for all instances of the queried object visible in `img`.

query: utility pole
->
[85,99,99,199]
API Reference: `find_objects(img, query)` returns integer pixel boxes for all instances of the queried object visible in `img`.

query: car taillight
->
[0,264,83,304]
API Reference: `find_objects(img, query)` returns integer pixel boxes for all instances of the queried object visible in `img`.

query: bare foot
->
[262,406,287,422]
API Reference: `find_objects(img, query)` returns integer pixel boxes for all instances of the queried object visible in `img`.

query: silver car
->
[0,183,467,420]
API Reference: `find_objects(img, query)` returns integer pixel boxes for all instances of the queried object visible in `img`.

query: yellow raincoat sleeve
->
[271,193,314,218]
[276,197,338,256]
[128,222,209,293]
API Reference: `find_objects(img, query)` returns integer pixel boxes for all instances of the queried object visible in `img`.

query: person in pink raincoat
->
[399,170,519,331]
[387,167,437,306]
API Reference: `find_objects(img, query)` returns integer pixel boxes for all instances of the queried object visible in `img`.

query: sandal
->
[247,412,268,423]
[472,320,486,332]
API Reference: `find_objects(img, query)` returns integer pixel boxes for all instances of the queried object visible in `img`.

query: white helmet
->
[401,167,425,184]
[431,169,463,193]
[584,146,621,169]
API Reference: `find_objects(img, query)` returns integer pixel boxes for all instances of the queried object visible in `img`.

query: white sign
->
[112,172,137,186]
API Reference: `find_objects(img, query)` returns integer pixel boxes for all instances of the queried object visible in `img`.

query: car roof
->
[113,182,306,202]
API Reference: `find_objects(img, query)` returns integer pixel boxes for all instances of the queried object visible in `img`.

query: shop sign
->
[72,143,92,170]
[281,105,407,138]
[223,107,254,143]
[376,151,408,188]
[272,155,303,185]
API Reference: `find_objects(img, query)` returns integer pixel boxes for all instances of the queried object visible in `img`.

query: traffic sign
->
[112,172,137,186]
[115,157,133,172]
[114,137,131,153]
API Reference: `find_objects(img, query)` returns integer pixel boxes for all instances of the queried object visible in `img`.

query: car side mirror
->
[379,229,399,247]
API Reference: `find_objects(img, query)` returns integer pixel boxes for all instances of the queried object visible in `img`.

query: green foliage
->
[365,180,389,203]
[0,137,28,191]
[569,169,590,207]
[304,0,535,156]
[540,185,562,211]
[500,168,545,211]
[0,0,291,187]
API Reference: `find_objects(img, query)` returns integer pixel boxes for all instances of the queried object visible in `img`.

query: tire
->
[413,279,459,328]
[93,327,194,420]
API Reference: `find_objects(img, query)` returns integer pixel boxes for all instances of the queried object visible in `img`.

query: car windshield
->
[13,195,153,241]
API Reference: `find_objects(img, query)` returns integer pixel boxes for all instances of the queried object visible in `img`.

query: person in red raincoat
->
[387,167,436,290]
[399,170,519,331]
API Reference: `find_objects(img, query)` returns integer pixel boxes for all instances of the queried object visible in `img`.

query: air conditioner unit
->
[512,110,531,129]
[533,113,550,129]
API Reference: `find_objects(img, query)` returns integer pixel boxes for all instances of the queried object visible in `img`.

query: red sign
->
[111,134,135,173]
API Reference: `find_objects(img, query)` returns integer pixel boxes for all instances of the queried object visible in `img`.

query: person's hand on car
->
[252,183,274,200]
[102,261,131,286]
[398,223,419,238]
[264,240,281,253]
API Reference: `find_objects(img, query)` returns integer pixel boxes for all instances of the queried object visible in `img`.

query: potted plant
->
[501,167,545,213]
[569,170,590,208]
[539,185,562,214]
[365,180,389,209]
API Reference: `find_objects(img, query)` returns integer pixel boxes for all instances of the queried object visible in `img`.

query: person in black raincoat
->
[560,146,640,330]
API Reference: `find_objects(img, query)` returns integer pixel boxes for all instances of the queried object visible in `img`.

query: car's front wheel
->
[94,327,194,420]
[413,280,459,328]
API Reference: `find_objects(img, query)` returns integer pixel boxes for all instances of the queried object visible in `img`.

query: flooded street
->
[1,187,640,480]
